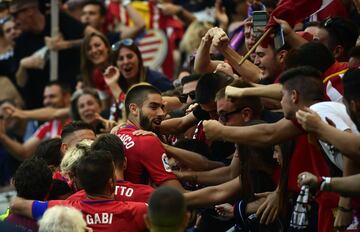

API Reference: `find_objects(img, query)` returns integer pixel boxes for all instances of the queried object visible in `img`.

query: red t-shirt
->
[43,199,147,232]
[115,125,177,185]
[34,119,70,140]
[289,120,341,232]
[67,180,154,203]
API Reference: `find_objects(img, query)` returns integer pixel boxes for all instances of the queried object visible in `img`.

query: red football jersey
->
[35,199,147,232]
[67,180,154,203]
[115,125,176,185]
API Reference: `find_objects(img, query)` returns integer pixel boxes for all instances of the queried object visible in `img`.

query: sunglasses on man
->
[178,90,196,103]
[219,107,245,123]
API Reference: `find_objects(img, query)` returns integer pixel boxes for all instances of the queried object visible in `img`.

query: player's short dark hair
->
[14,158,52,200]
[181,74,201,86]
[82,0,106,16]
[77,150,114,195]
[45,81,72,95]
[195,73,233,104]
[91,134,125,167]
[280,66,324,103]
[61,121,94,141]
[343,68,360,101]
[125,83,161,117]
[148,186,187,229]
[33,138,62,167]
[285,42,335,73]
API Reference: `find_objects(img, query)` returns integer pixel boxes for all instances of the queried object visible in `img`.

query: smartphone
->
[252,11,268,39]
[274,25,285,50]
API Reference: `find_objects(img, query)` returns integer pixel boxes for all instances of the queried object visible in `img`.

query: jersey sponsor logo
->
[161,153,172,172]
[86,213,113,224]
[115,186,134,197]
[118,134,135,149]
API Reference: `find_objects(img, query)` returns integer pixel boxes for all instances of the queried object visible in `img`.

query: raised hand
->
[103,66,120,87]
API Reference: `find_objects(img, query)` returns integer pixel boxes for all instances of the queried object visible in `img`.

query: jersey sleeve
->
[139,136,177,185]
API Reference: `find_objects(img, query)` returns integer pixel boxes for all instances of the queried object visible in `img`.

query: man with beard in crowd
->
[113,83,185,192]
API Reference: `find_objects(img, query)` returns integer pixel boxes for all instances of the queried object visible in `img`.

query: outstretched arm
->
[2,103,69,121]
[160,112,198,135]
[299,172,360,198]
[184,177,241,208]
[176,149,240,185]
[203,118,302,147]
[226,83,282,100]
[163,143,224,171]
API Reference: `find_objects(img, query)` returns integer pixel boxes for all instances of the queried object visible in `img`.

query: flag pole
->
[238,27,272,66]
[50,0,59,81]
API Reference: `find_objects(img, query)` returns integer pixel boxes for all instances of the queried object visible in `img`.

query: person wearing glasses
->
[178,74,201,105]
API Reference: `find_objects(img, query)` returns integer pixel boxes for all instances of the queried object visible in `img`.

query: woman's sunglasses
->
[111,38,134,52]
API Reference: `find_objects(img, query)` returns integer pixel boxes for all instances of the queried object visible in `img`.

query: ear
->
[143,214,151,229]
[290,89,299,104]
[60,143,68,156]
[333,45,344,60]
[241,107,254,122]
[277,50,288,64]
[129,103,139,117]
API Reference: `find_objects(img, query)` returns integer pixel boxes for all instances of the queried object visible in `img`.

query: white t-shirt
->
[310,101,359,171]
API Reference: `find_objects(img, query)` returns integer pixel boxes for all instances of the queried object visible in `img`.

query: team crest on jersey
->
[161,153,172,172]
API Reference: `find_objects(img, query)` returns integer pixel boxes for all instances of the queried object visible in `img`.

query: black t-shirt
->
[0,50,16,86]
[192,104,210,121]
[106,31,121,46]
[14,12,85,109]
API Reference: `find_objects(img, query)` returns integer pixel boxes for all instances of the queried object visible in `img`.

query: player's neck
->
[115,169,124,180]
[127,118,141,129]
[86,192,113,200]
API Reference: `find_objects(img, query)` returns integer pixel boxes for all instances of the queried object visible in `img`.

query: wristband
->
[319,176,331,192]
[32,201,48,220]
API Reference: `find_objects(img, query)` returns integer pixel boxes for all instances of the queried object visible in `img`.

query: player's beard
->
[139,110,157,133]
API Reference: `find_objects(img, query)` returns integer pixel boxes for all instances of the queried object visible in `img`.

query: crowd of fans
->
[0,0,359,231]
